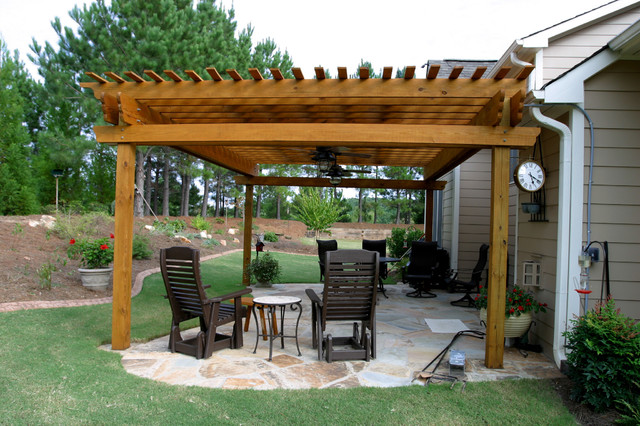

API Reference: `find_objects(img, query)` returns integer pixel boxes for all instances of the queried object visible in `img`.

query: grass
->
[299,237,363,249]
[0,251,577,424]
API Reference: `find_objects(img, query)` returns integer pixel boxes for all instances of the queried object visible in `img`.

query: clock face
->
[514,161,545,192]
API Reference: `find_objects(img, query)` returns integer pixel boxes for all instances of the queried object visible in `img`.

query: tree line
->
[0,0,424,225]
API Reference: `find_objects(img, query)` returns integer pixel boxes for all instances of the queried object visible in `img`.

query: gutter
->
[528,107,574,368]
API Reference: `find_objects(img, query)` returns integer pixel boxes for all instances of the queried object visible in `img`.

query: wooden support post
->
[485,146,510,368]
[112,143,136,350]
[424,189,434,241]
[242,185,254,285]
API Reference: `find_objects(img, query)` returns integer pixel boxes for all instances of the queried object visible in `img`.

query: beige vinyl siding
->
[457,150,491,273]
[584,60,640,321]
[542,7,640,84]
[516,115,566,351]
[441,170,455,254]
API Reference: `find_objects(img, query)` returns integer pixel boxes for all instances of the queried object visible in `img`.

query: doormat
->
[424,319,468,334]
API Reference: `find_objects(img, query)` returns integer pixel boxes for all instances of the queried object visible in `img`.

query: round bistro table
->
[251,296,302,361]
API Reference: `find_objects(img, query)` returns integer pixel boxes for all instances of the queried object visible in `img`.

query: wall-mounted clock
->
[514,160,545,192]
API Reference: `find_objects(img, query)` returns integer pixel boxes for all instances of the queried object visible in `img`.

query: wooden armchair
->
[160,246,251,359]
[306,249,379,362]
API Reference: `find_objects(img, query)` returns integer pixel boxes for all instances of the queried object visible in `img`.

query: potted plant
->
[246,253,281,288]
[67,234,114,291]
[475,284,547,338]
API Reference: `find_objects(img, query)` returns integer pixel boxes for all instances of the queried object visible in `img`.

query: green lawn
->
[0,251,576,424]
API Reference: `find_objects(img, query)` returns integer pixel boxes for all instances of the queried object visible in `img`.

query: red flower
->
[110,233,115,239]
[518,305,524,311]
[100,244,109,250]
[509,308,515,314]
[509,298,513,302]
[478,285,483,289]
[513,288,518,293]
[475,296,479,301]
[69,239,75,245]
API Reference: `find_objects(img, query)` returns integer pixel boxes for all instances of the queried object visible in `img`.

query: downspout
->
[528,107,573,368]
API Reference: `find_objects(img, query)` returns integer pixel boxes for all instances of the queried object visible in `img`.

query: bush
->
[54,211,114,240]
[190,215,211,232]
[132,234,153,260]
[151,218,186,236]
[202,238,220,249]
[563,298,640,412]
[215,217,225,224]
[263,231,278,242]
[387,226,424,258]
[246,253,281,283]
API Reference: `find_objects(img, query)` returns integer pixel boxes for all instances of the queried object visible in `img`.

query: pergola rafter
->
[81,65,540,369]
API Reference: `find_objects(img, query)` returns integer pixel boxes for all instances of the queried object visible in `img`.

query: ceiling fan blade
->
[339,152,371,158]
[343,169,371,174]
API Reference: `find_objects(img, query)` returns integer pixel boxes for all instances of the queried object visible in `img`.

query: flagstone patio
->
[103,283,564,390]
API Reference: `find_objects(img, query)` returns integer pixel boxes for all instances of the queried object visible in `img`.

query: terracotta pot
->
[78,267,113,291]
[480,308,532,338]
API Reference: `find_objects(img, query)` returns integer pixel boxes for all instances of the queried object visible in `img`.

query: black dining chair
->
[362,239,389,297]
[402,241,439,298]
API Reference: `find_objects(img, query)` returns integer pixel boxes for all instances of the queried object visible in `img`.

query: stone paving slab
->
[101,282,564,390]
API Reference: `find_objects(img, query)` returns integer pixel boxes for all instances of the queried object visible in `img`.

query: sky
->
[0,0,615,80]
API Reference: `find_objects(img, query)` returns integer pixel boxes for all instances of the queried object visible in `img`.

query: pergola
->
[81,64,539,368]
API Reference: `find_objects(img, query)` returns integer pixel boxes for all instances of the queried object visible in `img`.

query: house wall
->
[584,60,640,321]
[516,113,569,353]
[458,150,491,272]
[441,169,455,257]
[440,150,517,284]
[542,6,640,84]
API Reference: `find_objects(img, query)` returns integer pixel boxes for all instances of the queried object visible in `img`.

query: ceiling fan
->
[324,162,371,186]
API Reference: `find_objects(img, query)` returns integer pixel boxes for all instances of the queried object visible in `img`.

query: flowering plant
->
[475,284,547,318]
[67,234,114,269]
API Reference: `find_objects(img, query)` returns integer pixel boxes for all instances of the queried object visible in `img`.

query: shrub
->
[132,234,153,260]
[151,218,186,236]
[202,238,220,249]
[54,211,114,240]
[37,256,65,290]
[246,253,281,283]
[563,298,640,412]
[215,217,225,224]
[263,231,278,242]
[387,226,424,258]
[190,215,211,232]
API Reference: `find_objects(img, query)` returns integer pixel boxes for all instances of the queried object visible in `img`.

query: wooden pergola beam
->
[93,123,539,148]
[81,78,526,101]
[423,148,481,181]
[234,175,447,190]
[177,145,259,176]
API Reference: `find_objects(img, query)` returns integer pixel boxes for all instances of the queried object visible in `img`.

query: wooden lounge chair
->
[160,246,251,359]
[316,239,338,281]
[306,249,379,362]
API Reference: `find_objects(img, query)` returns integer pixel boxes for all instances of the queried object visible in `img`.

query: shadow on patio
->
[103,283,564,390]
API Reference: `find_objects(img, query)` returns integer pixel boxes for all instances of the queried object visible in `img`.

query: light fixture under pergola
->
[81,64,539,369]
